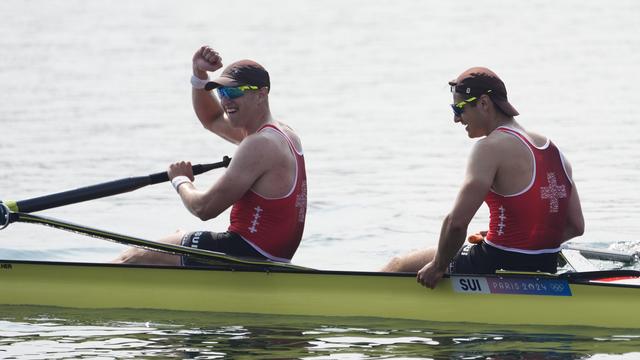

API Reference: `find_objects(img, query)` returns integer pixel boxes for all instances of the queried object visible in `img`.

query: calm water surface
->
[2,306,640,359]
[1,0,639,358]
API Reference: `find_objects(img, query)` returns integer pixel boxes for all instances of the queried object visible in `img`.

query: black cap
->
[449,67,519,116]
[205,59,270,91]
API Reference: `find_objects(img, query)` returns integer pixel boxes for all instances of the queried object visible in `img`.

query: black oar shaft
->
[146,157,231,185]
[14,176,152,213]
[7,156,230,213]
[1,209,309,271]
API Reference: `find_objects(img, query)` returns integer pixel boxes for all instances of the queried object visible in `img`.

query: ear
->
[257,87,269,102]
[479,94,492,112]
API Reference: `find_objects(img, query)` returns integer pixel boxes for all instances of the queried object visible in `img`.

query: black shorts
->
[180,231,267,266]
[448,241,559,274]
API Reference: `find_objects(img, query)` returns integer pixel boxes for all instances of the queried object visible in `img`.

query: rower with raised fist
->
[113,46,307,266]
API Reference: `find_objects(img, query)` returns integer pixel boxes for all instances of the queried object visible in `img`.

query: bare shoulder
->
[475,132,509,153]
[239,130,280,154]
[232,131,279,168]
[486,127,546,152]
[523,129,548,147]
[277,121,303,152]
[471,131,520,166]
[464,138,501,172]
[486,128,518,144]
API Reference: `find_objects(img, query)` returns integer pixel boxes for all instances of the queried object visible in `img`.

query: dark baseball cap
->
[448,67,519,117]
[205,59,270,91]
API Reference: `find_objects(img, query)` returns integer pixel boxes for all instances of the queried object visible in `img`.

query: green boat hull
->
[1,260,638,329]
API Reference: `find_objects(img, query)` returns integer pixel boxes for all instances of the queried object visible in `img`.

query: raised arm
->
[192,46,246,144]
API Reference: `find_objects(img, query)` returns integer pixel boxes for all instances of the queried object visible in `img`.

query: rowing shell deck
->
[1,259,638,329]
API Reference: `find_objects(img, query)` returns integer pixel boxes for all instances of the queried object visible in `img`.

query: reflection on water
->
[1,306,639,359]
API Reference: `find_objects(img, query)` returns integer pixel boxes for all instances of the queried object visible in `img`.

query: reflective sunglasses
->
[450,89,492,116]
[450,96,478,117]
[216,85,259,99]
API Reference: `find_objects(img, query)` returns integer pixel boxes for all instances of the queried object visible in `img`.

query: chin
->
[226,113,243,127]
[466,129,483,139]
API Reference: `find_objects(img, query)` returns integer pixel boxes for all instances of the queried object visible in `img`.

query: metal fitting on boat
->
[0,202,9,230]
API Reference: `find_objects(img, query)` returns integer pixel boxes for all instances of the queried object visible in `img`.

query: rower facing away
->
[382,67,584,288]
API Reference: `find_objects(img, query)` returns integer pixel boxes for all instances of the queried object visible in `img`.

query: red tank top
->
[484,127,572,253]
[228,124,307,262]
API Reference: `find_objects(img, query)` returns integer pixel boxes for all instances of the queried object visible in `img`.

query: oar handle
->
[146,156,232,184]
[1,156,231,214]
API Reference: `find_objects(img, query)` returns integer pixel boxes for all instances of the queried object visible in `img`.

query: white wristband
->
[171,176,192,193]
[191,75,210,89]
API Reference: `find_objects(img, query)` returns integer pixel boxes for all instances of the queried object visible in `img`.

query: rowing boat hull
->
[1,260,638,329]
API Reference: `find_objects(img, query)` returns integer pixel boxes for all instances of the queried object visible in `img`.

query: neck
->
[487,113,516,134]
[244,108,274,135]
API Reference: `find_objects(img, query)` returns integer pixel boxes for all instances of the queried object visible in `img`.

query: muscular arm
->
[192,47,246,144]
[176,135,272,220]
[417,140,499,288]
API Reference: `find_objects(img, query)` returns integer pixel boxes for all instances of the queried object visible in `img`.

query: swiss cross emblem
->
[540,172,567,213]
[248,206,263,234]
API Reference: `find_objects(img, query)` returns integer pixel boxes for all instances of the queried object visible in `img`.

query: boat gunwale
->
[2,258,639,289]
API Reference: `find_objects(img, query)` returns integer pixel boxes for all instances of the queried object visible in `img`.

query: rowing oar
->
[562,244,640,264]
[0,156,231,215]
[468,232,640,264]
[0,206,310,271]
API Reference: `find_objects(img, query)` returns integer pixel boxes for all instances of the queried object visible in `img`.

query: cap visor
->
[495,100,520,116]
[204,76,242,90]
